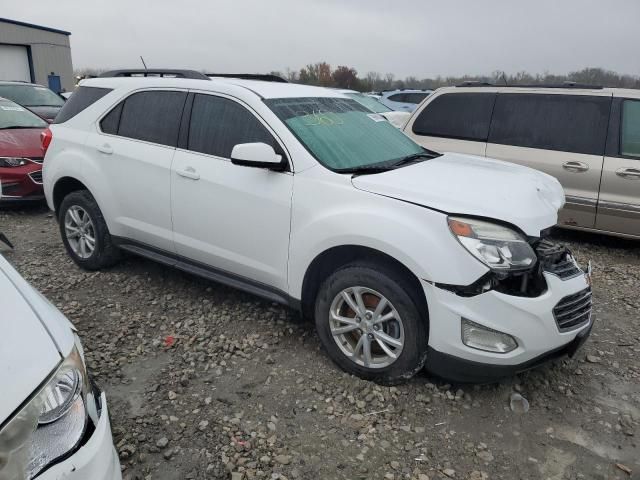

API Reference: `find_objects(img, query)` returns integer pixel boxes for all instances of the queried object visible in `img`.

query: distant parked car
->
[335,89,410,128]
[404,84,640,239]
[379,89,432,112]
[0,96,48,202]
[0,229,121,479]
[0,81,66,122]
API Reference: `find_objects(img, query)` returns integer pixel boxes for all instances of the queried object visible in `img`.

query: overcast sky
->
[4,0,640,78]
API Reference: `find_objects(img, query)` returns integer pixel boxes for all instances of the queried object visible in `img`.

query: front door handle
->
[616,168,640,179]
[176,166,200,180]
[97,143,113,155]
[562,161,589,172]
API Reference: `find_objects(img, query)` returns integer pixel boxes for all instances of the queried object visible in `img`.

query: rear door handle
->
[562,161,589,172]
[97,143,113,155]
[616,168,640,179]
[176,166,200,180]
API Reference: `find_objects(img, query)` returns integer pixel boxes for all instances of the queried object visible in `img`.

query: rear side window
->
[53,86,112,124]
[387,94,405,102]
[116,91,187,147]
[403,92,429,104]
[187,94,278,158]
[489,94,610,155]
[412,92,496,141]
[621,100,640,158]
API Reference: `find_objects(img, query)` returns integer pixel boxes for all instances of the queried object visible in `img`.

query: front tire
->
[314,263,428,384]
[58,190,121,270]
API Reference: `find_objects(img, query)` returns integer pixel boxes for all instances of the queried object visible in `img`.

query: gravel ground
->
[1,205,639,480]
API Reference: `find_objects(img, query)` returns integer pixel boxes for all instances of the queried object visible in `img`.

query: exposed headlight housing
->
[0,339,95,479]
[0,157,29,168]
[461,318,518,353]
[448,217,536,271]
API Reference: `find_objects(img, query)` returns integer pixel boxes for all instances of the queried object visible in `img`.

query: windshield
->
[266,97,423,171]
[0,99,48,129]
[0,84,64,107]
[344,92,392,113]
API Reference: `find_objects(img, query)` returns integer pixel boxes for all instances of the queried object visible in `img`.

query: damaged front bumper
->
[423,240,593,383]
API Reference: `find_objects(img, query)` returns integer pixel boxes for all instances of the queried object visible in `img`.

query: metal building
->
[0,17,73,93]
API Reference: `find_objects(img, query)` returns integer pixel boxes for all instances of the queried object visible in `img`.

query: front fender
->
[287,173,488,299]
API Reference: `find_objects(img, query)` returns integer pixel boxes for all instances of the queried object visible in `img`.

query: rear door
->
[405,91,496,156]
[596,97,640,236]
[485,91,612,228]
[86,89,187,251]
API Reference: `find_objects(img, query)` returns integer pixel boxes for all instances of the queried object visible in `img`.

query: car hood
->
[0,128,46,158]
[0,254,74,423]
[26,106,60,123]
[380,111,411,129]
[351,152,565,237]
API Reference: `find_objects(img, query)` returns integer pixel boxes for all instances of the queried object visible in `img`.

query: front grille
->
[535,239,582,279]
[29,171,43,184]
[553,287,592,332]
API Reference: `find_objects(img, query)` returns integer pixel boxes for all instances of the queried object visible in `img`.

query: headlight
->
[448,217,536,271]
[0,157,29,168]
[0,340,92,479]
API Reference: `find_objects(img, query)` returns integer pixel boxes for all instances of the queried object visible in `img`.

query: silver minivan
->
[404,85,640,238]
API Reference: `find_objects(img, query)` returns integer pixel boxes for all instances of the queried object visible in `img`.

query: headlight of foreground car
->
[448,217,536,271]
[0,157,29,168]
[0,339,92,479]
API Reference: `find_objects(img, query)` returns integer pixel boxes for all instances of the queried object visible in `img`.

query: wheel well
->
[53,177,88,215]
[300,245,428,321]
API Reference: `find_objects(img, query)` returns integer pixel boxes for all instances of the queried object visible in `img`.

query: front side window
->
[0,99,48,129]
[188,94,278,158]
[0,84,64,108]
[621,100,640,158]
[115,91,187,147]
[266,97,423,171]
[412,92,496,141]
[489,93,610,155]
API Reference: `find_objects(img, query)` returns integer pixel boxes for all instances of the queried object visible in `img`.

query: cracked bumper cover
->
[422,272,593,383]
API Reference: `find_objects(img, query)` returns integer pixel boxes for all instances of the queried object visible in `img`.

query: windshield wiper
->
[338,164,394,175]
[389,151,439,168]
[0,126,35,130]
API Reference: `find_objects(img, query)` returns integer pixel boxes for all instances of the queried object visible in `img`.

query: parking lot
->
[1,204,638,480]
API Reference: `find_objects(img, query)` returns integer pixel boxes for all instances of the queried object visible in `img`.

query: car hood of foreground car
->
[0,128,46,158]
[0,253,74,423]
[351,152,565,237]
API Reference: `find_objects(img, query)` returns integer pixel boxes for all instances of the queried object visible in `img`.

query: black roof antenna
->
[140,56,148,69]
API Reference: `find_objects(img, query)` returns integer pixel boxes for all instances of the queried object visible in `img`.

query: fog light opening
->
[461,318,518,353]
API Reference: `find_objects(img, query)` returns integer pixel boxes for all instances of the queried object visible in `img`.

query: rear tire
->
[314,263,428,384]
[58,190,121,270]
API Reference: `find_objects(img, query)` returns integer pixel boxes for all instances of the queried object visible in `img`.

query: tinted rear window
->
[621,100,640,158]
[403,92,429,104]
[412,92,496,141]
[117,91,187,147]
[188,94,277,158]
[53,86,112,124]
[489,93,610,155]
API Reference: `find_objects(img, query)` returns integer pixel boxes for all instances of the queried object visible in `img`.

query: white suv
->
[43,74,593,384]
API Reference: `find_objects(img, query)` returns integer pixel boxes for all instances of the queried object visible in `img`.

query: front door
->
[596,98,640,236]
[171,93,293,291]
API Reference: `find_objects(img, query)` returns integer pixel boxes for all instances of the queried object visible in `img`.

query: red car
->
[0,96,48,203]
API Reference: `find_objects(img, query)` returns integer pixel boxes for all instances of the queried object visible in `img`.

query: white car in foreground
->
[0,239,120,478]
[43,73,593,384]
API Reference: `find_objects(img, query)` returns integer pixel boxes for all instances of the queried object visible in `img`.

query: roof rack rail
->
[456,80,603,89]
[98,69,211,80]
[206,73,288,83]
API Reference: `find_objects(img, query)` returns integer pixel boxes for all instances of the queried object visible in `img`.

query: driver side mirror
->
[231,143,285,171]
